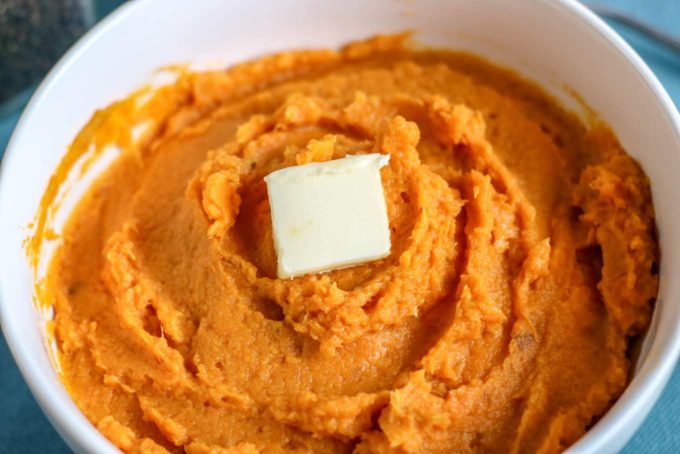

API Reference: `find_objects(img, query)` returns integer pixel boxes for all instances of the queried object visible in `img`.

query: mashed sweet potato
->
[38,35,658,453]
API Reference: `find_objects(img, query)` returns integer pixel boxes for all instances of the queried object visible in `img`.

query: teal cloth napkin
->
[1,0,679,451]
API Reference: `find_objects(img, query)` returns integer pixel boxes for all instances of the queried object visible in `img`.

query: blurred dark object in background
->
[0,0,95,103]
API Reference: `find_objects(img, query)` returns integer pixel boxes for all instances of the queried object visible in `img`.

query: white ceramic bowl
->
[1,0,680,452]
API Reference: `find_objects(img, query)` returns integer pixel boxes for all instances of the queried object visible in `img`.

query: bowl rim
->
[0,2,148,453]
[1,0,680,452]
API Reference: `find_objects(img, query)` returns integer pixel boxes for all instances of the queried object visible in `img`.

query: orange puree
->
[39,35,658,453]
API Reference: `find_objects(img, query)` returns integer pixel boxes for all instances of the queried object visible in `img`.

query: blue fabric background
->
[1,0,678,451]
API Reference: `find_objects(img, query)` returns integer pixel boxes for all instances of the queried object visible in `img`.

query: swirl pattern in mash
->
[44,36,658,453]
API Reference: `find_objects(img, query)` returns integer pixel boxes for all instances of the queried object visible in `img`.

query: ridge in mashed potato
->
[34,35,658,453]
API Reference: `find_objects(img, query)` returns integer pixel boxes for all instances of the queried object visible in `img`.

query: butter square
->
[264,153,391,279]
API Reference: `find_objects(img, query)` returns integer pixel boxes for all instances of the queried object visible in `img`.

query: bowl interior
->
[1,0,679,453]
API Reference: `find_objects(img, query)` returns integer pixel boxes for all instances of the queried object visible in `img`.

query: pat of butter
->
[264,153,391,279]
